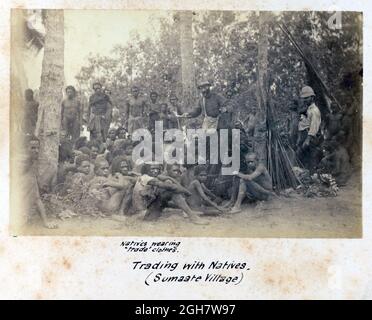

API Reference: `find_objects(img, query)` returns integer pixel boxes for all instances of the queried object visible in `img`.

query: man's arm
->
[181,100,202,118]
[192,181,223,211]
[61,100,65,123]
[218,94,228,112]
[200,183,219,200]
[149,179,191,196]
[237,165,264,181]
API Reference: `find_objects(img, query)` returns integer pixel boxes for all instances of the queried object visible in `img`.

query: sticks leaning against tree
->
[257,68,301,192]
[278,23,342,111]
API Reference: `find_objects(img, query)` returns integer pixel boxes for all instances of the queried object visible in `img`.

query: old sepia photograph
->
[10,9,362,237]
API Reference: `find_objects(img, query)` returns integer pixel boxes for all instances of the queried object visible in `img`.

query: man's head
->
[150,91,158,103]
[104,88,111,96]
[167,164,182,179]
[194,165,208,183]
[60,129,67,140]
[65,85,76,99]
[111,156,131,175]
[226,89,233,99]
[131,86,139,98]
[25,89,34,101]
[145,162,163,177]
[108,128,117,141]
[169,94,178,105]
[94,159,110,177]
[251,106,257,115]
[93,82,102,93]
[26,135,40,161]
[75,154,91,175]
[300,86,316,108]
[119,159,130,175]
[245,153,258,172]
[198,81,211,96]
[117,127,127,139]
[160,102,168,114]
[87,140,101,160]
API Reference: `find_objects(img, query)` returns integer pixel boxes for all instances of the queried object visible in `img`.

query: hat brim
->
[197,82,211,88]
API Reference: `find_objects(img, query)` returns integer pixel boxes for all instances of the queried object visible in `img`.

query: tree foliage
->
[75,11,362,121]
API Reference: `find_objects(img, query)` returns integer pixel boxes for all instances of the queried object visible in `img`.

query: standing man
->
[148,91,161,113]
[23,89,39,135]
[103,88,114,138]
[88,82,111,141]
[168,94,183,129]
[298,86,322,172]
[125,85,149,135]
[179,80,228,186]
[61,85,81,141]
[148,90,161,132]
[180,80,228,130]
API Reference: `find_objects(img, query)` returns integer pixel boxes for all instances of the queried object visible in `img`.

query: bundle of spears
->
[262,83,301,192]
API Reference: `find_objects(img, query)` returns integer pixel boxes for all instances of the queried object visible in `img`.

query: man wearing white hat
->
[298,85,322,172]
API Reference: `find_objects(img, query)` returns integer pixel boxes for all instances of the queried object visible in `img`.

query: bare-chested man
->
[230,153,274,213]
[61,85,81,141]
[125,86,149,134]
[88,82,112,140]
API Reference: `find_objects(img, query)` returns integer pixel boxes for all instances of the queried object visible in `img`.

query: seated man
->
[84,159,112,215]
[64,154,92,205]
[102,156,138,215]
[230,153,274,213]
[104,127,117,151]
[321,138,351,186]
[186,165,225,215]
[132,163,206,224]
[68,154,92,187]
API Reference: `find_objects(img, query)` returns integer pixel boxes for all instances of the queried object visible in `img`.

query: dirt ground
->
[23,172,362,238]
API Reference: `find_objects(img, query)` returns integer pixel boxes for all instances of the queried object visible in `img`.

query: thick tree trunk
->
[256,11,269,162]
[179,11,197,112]
[36,9,64,186]
[10,10,29,136]
[258,11,269,114]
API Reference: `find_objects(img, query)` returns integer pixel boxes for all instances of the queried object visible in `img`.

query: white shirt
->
[307,103,321,137]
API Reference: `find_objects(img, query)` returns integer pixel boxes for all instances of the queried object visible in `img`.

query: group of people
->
[287,86,354,187]
[20,79,355,229]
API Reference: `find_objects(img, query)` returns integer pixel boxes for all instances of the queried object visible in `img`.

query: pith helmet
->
[300,86,315,98]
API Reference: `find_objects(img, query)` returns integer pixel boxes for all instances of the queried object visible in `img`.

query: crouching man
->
[230,153,275,213]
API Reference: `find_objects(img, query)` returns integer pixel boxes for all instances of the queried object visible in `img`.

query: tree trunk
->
[257,11,269,163]
[179,11,197,113]
[36,9,64,186]
[10,10,29,137]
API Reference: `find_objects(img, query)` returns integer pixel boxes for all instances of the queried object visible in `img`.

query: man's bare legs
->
[229,180,247,213]
[172,194,209,225]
